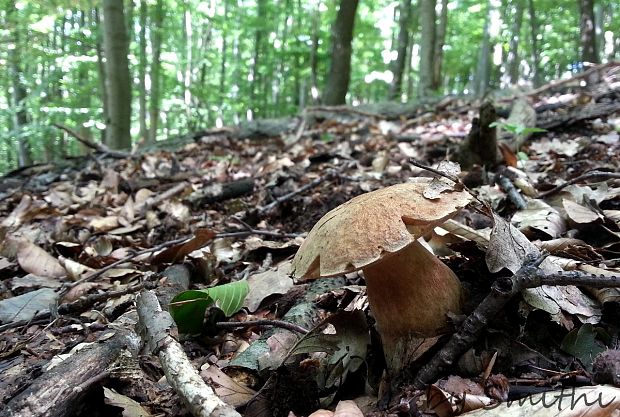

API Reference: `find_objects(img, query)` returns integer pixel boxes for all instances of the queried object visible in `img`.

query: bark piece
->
[1,328,140,417]
[458,101,498,169]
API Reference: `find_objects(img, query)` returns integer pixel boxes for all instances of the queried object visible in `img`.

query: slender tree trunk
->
[102,0,132,149]
[7,1,31,166]
[94,8,109,143]
[418,0,436,97]
[527,0,542,87]
[507,0,524,84]
[309,4,321,104]
[138,0,148,142]
[431,0,448,91]
[250,0,266,118]
[323,0,359,105]
[219,2,228,104]
[579,0,599,63]
[77,10,92,155]
[149,0,163,143]
[388,0,412,101]
[473,3,491,97]
[182,3,193,127]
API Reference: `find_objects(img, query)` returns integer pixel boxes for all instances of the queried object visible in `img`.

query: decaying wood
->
[136,290,241,417]
[498,61,620,103]
[1,328,141,417]
[458,101,498,169]
[537,101,620,130]
[188,178,255,207]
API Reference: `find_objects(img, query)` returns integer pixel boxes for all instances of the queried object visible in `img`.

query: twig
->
[65,236,192,290]
[538,171,620,199]
[498,175,527,209]
[497,62,620,103]
[409,159,461,183]
[138,181,190,214]
[413,255,620,388]
[408,159,491,214]
[258,163,353,214]
[52,123,130,159]
[0,281,157,333]
[215,319,309,335]
[137,291,241,417]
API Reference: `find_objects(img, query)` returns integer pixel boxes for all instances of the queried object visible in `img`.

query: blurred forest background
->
[1,0,618,174]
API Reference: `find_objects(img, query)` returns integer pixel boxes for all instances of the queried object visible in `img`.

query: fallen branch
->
[215,319,309,335]
[498,175,527,210]
[413,255,620,388]
[136,290,241,417]
[52,123,130,159]
[538,170,620,199]
[1,328,140,417]
[498,61,620,103]
[258,162,353,215]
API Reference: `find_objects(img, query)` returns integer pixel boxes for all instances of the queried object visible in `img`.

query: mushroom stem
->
[363,240,461,363]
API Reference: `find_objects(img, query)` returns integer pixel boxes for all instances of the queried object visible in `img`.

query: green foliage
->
[560,323,606,371]
[1,0,618,173]
[169,280,249,334]
[490,121,547,136]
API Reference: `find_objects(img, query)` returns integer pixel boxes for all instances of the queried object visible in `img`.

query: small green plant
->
[320,133,334,143]
[169,280,249,334]
[490,121,547,136]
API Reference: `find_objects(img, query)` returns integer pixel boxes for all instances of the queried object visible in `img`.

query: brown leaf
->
[151,229,216,264]
[17,239,66,278]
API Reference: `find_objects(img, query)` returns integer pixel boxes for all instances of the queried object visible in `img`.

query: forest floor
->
[1,63,620,417]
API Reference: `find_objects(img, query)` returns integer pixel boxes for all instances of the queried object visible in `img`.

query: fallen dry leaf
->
[17,239,66,278]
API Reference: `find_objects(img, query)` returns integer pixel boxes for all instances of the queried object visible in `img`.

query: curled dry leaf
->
[511,199,566,238]
[59,256,95,281]
[244,260,294,312]
[17,239,66,278]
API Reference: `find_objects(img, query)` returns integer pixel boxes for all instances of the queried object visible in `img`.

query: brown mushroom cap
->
[291,179,473,280]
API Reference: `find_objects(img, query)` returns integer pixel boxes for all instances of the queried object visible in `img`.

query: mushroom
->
[291,179,473,369]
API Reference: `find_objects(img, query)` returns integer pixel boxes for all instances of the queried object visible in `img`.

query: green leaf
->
[170,280,249,334]
[207,280,250,316]
[560,324,605,371]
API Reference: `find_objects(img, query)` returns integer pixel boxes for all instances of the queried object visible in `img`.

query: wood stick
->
[413,256,620,388]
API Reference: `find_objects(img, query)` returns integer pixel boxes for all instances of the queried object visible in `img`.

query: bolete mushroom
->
[291,179,473,368]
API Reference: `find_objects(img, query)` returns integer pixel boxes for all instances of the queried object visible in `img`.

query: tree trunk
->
[579,0,599,64]
[527,0,542,87]
[507,0,524,84]
[182,4,193,127]
[138,0,148,143]
[309,5,321,104]
[250,0,267,118]
[323,0,359,106]
[102,0,132,150]
[431,0,448,91]
[149,0,163,143]
[473,3,491,97]
[94,8,109,144]
[388,0,412,101]
[7,1,31,167]
[418,0,436,97]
